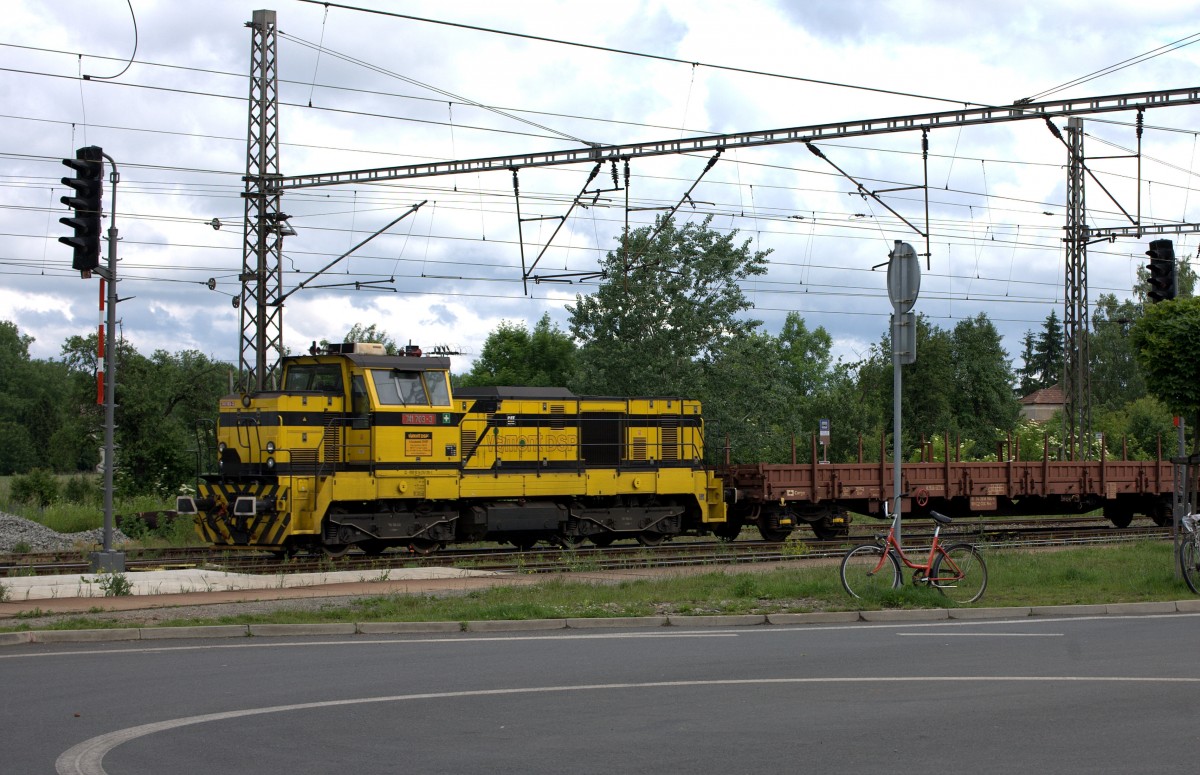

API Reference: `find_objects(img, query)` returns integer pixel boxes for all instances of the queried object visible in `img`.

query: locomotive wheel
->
[358,539,387,556]
[409,539,441,556]
[556,533,587,549]
[713,521,743,541]
[322,543,351,558]
[636,531,665,546]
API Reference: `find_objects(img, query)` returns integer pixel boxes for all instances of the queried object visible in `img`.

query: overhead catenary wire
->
[294,0,989,109]
[1020,31,1200,103]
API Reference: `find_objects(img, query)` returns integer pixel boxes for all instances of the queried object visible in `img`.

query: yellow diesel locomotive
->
[179,343,727,554]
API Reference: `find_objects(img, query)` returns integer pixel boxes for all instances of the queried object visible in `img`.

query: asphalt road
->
[3,612,1197,774]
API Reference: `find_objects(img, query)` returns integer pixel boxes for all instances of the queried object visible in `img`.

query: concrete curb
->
[860,608,950,622]
[1107,601,1177,615]
[248,623,357,637]
[3,601,1198,647]
[768,611,861,625]
[465,619,566,632]
[32,628,141,643]
[1030,604,1108,617]
[139,625,249,640]
[667,614,766,627]
[566,616,668,629]
[948,607,1032,620]
[357,621,462,634]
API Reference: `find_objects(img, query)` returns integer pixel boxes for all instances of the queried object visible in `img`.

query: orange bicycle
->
[840,502,988,603]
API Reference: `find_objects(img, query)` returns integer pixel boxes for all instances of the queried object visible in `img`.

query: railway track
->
[0,517,1174,578]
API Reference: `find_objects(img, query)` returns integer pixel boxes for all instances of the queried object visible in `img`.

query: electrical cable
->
[296,0,988,108]
[82,0,137,81]
[1021,31,1200,102]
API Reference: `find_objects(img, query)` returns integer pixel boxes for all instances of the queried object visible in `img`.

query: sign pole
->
[887,241,920,548]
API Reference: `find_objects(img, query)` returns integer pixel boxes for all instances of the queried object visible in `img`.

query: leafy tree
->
[0,322,79,474]
[860,313,1016,459]
[118,348,230,495]
[1093,395,1174,461]
[1089,293,1145,411]
[60,333,230,495]
[815,360,886,463]
[459,314,576,388]
[1130,296,1200,452]
[700,331,798,464]
[329,323,398,354]
[778,312,833,397]
[864,315,955,452]
[950,313,1019,452]
[568,214,769,396]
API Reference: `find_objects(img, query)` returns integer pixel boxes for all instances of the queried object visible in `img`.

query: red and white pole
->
[97,278,105,405]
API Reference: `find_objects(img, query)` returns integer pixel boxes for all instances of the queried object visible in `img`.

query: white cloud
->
[2,0,1199,373]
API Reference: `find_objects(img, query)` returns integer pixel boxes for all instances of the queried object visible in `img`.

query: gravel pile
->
[0,511,131,553]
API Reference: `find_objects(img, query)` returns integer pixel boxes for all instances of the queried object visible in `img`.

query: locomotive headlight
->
[266,441,276,454]
[266,457,276,469]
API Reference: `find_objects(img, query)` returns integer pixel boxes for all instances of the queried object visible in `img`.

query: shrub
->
[10,469,59,507]
[117,513,151,541]
[63,475,101,506]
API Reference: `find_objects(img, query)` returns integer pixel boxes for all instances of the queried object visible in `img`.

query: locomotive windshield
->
[284,364,344,392]
[371,369,450,407]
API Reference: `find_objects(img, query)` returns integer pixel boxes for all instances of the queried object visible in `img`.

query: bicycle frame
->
[841,503,987,602]
[873,504,963,584]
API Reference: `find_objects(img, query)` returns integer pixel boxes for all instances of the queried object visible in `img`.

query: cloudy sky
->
[3,0,1199,376]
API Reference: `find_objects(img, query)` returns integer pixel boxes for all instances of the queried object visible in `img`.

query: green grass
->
[0,475,194,545]
[2,540,1192,633]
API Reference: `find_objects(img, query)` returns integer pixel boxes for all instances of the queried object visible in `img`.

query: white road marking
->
[1,631,736,660]
[56,675,1200,775]
[897,632,1063,637]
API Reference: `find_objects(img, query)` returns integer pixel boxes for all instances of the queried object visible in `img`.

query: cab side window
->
[351,375,369,415]
[425,371,451,407]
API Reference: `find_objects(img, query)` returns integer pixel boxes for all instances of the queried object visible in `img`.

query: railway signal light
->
[1146,238,1177,303]
[59,145,104,273]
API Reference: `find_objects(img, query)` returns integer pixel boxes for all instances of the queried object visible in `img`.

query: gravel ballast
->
[0,511,130,553]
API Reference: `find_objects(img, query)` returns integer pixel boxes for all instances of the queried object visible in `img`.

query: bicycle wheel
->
[930,543,988,603]
[1180,537,1200,595]
[840,543,901,599]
